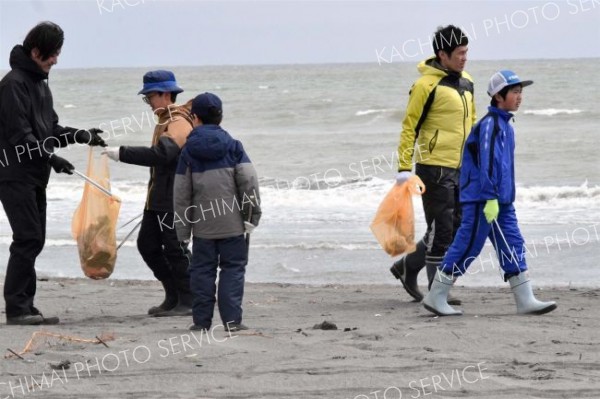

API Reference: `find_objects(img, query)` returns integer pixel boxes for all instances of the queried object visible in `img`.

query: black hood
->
[9,45,48,81]
[425,57,462,80]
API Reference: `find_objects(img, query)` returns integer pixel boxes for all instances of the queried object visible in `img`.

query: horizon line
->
[0,56,598,71]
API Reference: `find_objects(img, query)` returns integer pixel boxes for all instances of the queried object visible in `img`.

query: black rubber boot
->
[153,295,192,317]
[148,278,178,315]
[152,275,192,317]
[390,240,426,301]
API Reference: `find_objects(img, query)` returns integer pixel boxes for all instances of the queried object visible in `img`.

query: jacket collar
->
[488,106,513,121]
[423,57,462,79]
[9,45,48,81]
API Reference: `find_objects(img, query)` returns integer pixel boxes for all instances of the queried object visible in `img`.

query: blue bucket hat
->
[138,70,183,95]
[191,92,223,120]
[487,70,533,97]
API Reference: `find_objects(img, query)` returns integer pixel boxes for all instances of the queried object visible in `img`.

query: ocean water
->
[0,59,598,287]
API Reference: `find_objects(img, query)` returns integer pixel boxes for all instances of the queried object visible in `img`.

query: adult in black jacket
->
[0,22,105,325]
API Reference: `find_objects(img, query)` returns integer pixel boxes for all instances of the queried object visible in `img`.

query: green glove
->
[483,199,499,223]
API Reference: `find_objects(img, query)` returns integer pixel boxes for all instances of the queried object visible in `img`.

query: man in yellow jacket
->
[390,25,476,302]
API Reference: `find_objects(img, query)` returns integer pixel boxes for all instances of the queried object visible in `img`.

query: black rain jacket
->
[0,45,79,186]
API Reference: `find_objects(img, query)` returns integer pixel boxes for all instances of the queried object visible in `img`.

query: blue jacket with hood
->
[173,125,261,241]
[459,106,516,204]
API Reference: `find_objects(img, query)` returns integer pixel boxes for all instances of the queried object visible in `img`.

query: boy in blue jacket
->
[423,70,557,316]
[174,93,261,331]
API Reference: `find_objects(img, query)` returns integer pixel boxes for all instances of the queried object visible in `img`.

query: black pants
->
[0,182,47,318]
[137,210,191,285]
[416,163,462,257]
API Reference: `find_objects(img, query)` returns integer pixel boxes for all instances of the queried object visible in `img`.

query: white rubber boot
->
[422,270,463,316]
[508,273,557,315]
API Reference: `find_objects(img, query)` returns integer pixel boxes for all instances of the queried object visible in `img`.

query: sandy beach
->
[0,278,598,399]
[0,2,598,399]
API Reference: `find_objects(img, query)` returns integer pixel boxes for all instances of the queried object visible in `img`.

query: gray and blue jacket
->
[173,124,261,241]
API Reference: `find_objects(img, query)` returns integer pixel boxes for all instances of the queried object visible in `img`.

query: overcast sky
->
[0,0,598,69]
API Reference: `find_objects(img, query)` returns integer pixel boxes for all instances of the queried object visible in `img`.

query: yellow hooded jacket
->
[397,57,476,171]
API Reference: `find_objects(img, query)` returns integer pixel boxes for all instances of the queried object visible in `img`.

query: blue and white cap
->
[487,70,533,97]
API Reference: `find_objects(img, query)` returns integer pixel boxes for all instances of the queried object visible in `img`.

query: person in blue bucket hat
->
[103,70,194,317]
[137,70,183,95]
[423,70,557,317]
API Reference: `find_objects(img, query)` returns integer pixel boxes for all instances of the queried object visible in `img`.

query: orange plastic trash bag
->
[370,176,426,257]
[72,149,121,279]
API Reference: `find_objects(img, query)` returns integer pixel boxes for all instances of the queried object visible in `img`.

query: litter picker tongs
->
[73,169,121,202]
[116,213,143,251]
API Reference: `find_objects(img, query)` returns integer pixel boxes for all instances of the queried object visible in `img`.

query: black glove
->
[74,128,106,147]
[48,154,74,175]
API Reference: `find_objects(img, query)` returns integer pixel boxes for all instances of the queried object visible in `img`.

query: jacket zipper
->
[458,94,468,168]
[145,167,154,210]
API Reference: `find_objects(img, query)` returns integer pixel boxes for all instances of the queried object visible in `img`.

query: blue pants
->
[440,203,527,278]
[189,235,247,328]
